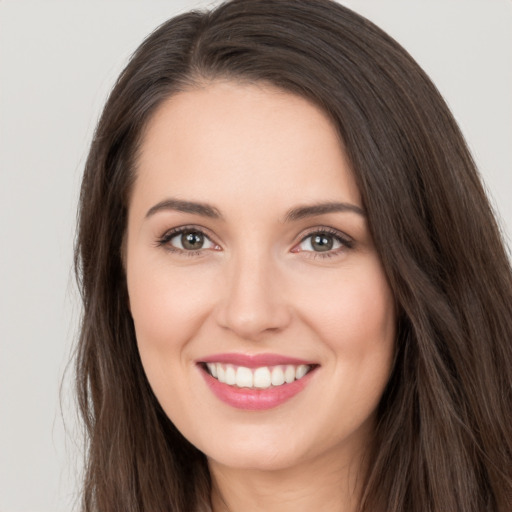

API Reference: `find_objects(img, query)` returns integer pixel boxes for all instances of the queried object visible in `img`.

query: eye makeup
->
[154,223,354,260]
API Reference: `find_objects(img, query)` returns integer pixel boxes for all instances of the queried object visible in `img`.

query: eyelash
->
[155,225,353,259]
[155,225,219,257]
[295,227,354,259]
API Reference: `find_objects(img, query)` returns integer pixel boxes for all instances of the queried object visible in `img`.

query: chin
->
[206,443,304,472]
[193,421,326,473]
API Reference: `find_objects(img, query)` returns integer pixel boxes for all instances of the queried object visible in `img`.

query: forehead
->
[132,80,361,215]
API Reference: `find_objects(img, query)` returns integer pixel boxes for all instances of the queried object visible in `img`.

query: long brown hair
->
[74,1,512,510]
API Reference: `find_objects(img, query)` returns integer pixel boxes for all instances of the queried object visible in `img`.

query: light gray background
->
[1,1,510,511]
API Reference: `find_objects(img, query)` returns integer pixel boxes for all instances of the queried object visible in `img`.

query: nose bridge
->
[216,243,291,339]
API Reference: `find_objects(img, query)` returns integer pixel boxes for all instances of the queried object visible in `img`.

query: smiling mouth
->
[201,362,316,389]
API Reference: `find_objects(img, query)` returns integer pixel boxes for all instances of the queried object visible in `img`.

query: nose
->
[214,250,292,340]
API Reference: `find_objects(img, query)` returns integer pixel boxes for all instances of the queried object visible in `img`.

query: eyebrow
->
[145,198,365,222]
[283,202,365,222]
[145,198,223,219]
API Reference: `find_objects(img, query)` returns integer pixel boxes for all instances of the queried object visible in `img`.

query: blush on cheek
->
[307,279,394,366]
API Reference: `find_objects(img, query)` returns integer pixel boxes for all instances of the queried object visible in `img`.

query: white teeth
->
[205,363,313,389]
[225,365,236,385]
[284,365,295,384]
[271,366,285,386]
[296,364,308,379]
[236,366,253,388]
[206,363,217,378]
[254,367,272,389]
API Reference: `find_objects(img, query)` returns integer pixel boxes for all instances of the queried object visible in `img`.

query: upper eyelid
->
[297,226,352,243]
[159,224,217,242]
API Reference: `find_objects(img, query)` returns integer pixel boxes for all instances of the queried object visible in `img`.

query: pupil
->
[182,232,204,250]
[312,234,333,252]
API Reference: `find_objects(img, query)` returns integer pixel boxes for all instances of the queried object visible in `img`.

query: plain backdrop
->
[0,1,511,511]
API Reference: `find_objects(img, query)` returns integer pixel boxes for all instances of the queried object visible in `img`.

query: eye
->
[157,227,219,254]
[293,229,353,256]
[171,230,213,250]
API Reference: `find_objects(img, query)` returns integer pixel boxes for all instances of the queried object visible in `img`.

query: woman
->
[74,0,512,510]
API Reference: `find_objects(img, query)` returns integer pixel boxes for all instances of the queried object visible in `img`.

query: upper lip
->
[198,353,317,368]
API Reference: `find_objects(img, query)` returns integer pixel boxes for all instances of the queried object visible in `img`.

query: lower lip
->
[199,366,316,411]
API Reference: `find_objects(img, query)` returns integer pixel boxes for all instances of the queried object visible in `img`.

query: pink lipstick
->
[197,353,318,411]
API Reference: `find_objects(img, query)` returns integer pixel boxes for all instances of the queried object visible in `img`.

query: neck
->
[208,446,368,512]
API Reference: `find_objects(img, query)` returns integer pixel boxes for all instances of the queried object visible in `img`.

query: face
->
[125,81,395,473]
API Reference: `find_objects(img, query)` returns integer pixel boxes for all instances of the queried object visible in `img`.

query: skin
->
[125,80,396,512]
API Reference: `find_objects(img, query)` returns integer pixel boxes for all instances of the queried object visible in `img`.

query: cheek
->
[126,257,217,362]
[126,258,220,423]
[307,266,395,426]
[297,263,395,350]
[294,259,396,416]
